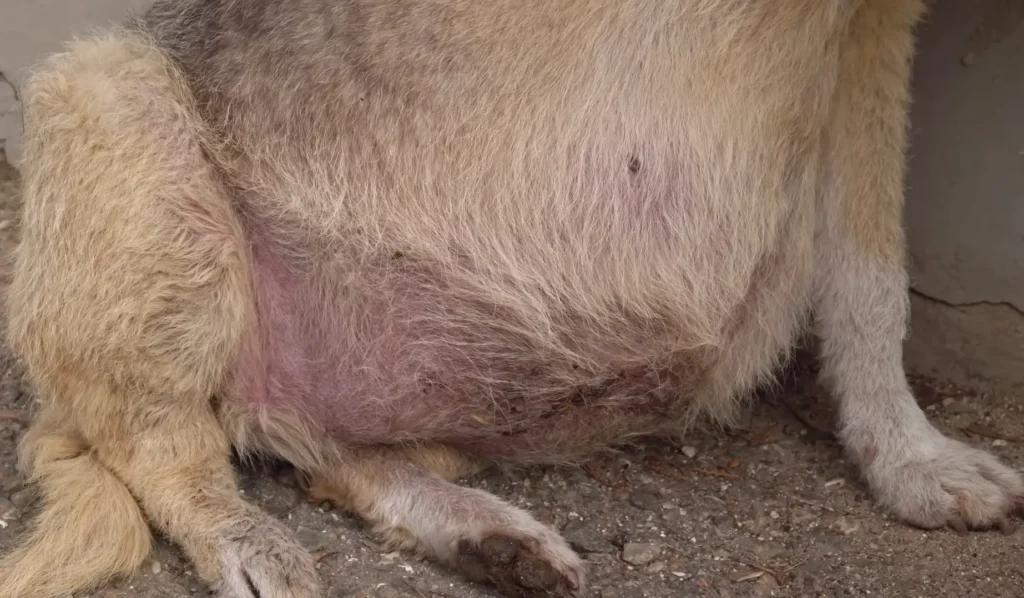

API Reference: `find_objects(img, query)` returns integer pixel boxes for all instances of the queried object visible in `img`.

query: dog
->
[1,1,1020,596]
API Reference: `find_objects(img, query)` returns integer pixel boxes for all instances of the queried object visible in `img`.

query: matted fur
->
[1,1,1021,597]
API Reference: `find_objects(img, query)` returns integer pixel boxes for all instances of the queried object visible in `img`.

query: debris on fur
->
[455,536,578,598]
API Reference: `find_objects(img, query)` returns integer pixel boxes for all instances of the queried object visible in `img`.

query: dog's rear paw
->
[455,533,583,598]
[215,517,322,598]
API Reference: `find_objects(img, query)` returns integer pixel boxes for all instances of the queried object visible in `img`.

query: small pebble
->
[8,487,34,509]
[621,542,661,566]
[752,542,785,561]
[295,526,327,552]
[831,516,860,535]
[789,508,816,526]
[946,402,974,415]
[992,439,1008,447]
[681,446,698,459]
[628,489,661,513]
[753,573,780,597]
[151,560,162,575]
[276,469,298,488]
[0,497,18,520]
[563,520,613,553]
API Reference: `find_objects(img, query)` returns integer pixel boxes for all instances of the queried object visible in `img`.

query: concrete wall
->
[906,1,1024,310]
[1,0,1022,389]
[903,1,1024,391]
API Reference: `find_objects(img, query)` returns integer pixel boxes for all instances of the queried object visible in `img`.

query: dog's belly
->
[229,169,814,463]
[232,246,695,459]
[212,3,833,460]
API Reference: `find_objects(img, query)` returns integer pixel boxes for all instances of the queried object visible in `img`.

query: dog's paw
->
[455,533,584,598]
[215,516,322,598]
[864,431,1024,533]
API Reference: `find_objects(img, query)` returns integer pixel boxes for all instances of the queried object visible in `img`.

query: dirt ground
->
[0,154,1023,598]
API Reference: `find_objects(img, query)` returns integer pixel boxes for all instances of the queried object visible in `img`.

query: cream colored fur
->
[1,1,1020,597]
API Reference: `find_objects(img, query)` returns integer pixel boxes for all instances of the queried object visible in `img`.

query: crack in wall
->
[911,288,1024,317]
[0,71,20,104]
[0,70,22,153]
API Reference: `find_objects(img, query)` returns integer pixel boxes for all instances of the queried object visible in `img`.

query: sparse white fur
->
[815,239,1024,528]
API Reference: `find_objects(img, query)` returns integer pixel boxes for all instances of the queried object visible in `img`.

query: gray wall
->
[905,1,1024,311]
[903,1,1024,391]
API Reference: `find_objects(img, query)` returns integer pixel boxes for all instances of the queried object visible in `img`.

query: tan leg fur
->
[0,406,151,597]
[0,31,318,597]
